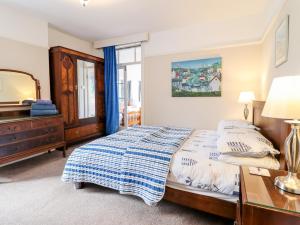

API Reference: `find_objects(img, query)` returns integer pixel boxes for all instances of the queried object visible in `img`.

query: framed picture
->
[275,15,289,67]
[171,57,222,97]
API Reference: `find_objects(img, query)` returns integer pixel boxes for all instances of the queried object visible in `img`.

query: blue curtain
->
[104,46,119,135]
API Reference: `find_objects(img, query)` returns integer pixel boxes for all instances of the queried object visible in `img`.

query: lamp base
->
[274,173,300,194]
[243,104,249,120]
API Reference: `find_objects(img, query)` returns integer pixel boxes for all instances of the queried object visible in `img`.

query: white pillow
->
[217,128,279,158]
[218,154,280,170]
[217,120,254,134]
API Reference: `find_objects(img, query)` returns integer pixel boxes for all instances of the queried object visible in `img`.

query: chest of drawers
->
[0,115,66,165]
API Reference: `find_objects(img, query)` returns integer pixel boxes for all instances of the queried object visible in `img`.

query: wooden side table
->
[239,166,300,225]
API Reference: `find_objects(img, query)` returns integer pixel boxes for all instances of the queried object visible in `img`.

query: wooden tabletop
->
[241,166,300,215]
[0,115,62,124]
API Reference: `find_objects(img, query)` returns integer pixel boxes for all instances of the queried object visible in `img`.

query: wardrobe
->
[49,46,105,145]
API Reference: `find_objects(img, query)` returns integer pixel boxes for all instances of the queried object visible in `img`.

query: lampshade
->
[238,91,255,104]
[262,75,300,119]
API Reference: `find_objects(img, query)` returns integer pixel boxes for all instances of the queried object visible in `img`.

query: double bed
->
[62,101,290,219]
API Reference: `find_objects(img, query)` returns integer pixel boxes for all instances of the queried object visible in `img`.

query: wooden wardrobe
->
[49,46,105,145]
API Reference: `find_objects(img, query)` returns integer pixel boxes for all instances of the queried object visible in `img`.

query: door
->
[118,66,128,128]
[117,45,142,129]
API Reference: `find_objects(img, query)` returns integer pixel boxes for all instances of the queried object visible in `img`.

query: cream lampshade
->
[238,91,255,104]
[238,91,255,120]
[262,75,300,194]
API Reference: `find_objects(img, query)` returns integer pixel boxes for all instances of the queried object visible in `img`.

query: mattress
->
[168,129,240,197]
[166,177,238,203]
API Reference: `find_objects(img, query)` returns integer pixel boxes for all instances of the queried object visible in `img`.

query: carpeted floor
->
[0,148,232,225]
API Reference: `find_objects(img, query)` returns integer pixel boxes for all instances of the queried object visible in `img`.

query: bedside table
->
[239,166,300,225]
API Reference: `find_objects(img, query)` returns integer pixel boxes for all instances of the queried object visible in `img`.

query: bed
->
[120,106,141,127]
[164,101,289,219]
[62,101,290,219]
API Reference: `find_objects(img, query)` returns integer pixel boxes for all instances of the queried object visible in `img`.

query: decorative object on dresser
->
[238,166,300,225]
[30,100,58,116]
[0,115,66,165]
[262,75,300,194]
[49,46,105,145]
[238,91,255,120]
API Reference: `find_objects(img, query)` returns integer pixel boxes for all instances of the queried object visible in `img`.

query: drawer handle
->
[8,126,17,132]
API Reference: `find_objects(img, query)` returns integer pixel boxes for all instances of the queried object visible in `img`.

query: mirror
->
[0,69,40,106]
[77,60,96,119]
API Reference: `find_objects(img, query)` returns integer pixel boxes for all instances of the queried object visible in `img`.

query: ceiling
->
[1,0,285,42]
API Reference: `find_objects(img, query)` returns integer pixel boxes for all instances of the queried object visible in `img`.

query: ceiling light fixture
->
[80,0,89,7]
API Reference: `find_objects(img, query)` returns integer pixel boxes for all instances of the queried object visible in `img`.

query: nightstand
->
[239,166,300,225]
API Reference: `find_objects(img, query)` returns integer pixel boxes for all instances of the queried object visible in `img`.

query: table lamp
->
[262,75,300,194]
[238,91,255,120]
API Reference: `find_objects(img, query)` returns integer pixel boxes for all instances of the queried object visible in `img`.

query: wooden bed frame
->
[164,101,290,220]
[75,101,290,220]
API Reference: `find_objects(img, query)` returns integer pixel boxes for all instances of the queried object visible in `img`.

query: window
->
[116,45,142,128]
[117,46,141,64]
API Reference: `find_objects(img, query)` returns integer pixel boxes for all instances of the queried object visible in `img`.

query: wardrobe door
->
[77,59,96,120]
[61,54,78,127]
[96,62,105,123]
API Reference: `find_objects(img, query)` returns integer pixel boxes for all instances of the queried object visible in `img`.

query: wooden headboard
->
[252,101,290,170]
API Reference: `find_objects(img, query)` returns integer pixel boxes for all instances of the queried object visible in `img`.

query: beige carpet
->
[0,148,232,225]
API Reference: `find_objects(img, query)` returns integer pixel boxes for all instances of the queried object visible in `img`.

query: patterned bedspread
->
[62,126,191,205]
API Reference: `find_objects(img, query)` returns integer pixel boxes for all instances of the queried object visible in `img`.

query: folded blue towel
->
[31,103,56,110]
[36,99,52,105]
[30,109,58,116]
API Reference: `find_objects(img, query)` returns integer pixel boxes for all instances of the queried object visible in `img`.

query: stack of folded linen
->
[30,100,58,116]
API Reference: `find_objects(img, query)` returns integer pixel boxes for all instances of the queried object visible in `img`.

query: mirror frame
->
[0,69,41,107]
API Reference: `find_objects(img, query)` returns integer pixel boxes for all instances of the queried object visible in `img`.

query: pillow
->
[217,120,254,134]
[218,154,280,170]
[217,128,280,158]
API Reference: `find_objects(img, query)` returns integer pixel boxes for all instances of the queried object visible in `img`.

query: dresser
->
[238,166,300,225]
[0,115,66,165]
[49,46,105,145]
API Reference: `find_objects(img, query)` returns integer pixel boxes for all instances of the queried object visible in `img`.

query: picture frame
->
[171,57,222,97]
[275,15,289,67]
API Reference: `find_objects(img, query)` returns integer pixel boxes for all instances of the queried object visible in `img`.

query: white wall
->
[0,5,48,48]
[48,27,103,57]
[0,5,102,106]
[261,0,300,99]
[0,5,50,101]
[143,44,262,129]
[0,37,50,101]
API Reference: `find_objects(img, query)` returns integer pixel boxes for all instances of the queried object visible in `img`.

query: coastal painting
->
[171,57,222,97]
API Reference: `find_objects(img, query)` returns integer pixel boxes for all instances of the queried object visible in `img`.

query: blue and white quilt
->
[62,125,192,205]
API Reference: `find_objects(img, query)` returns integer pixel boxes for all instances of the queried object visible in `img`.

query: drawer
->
[31,116,63,129]
[0,133,63,157]
[65,123,104,141]
[0,125,62,145]
[0,121,31,135]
